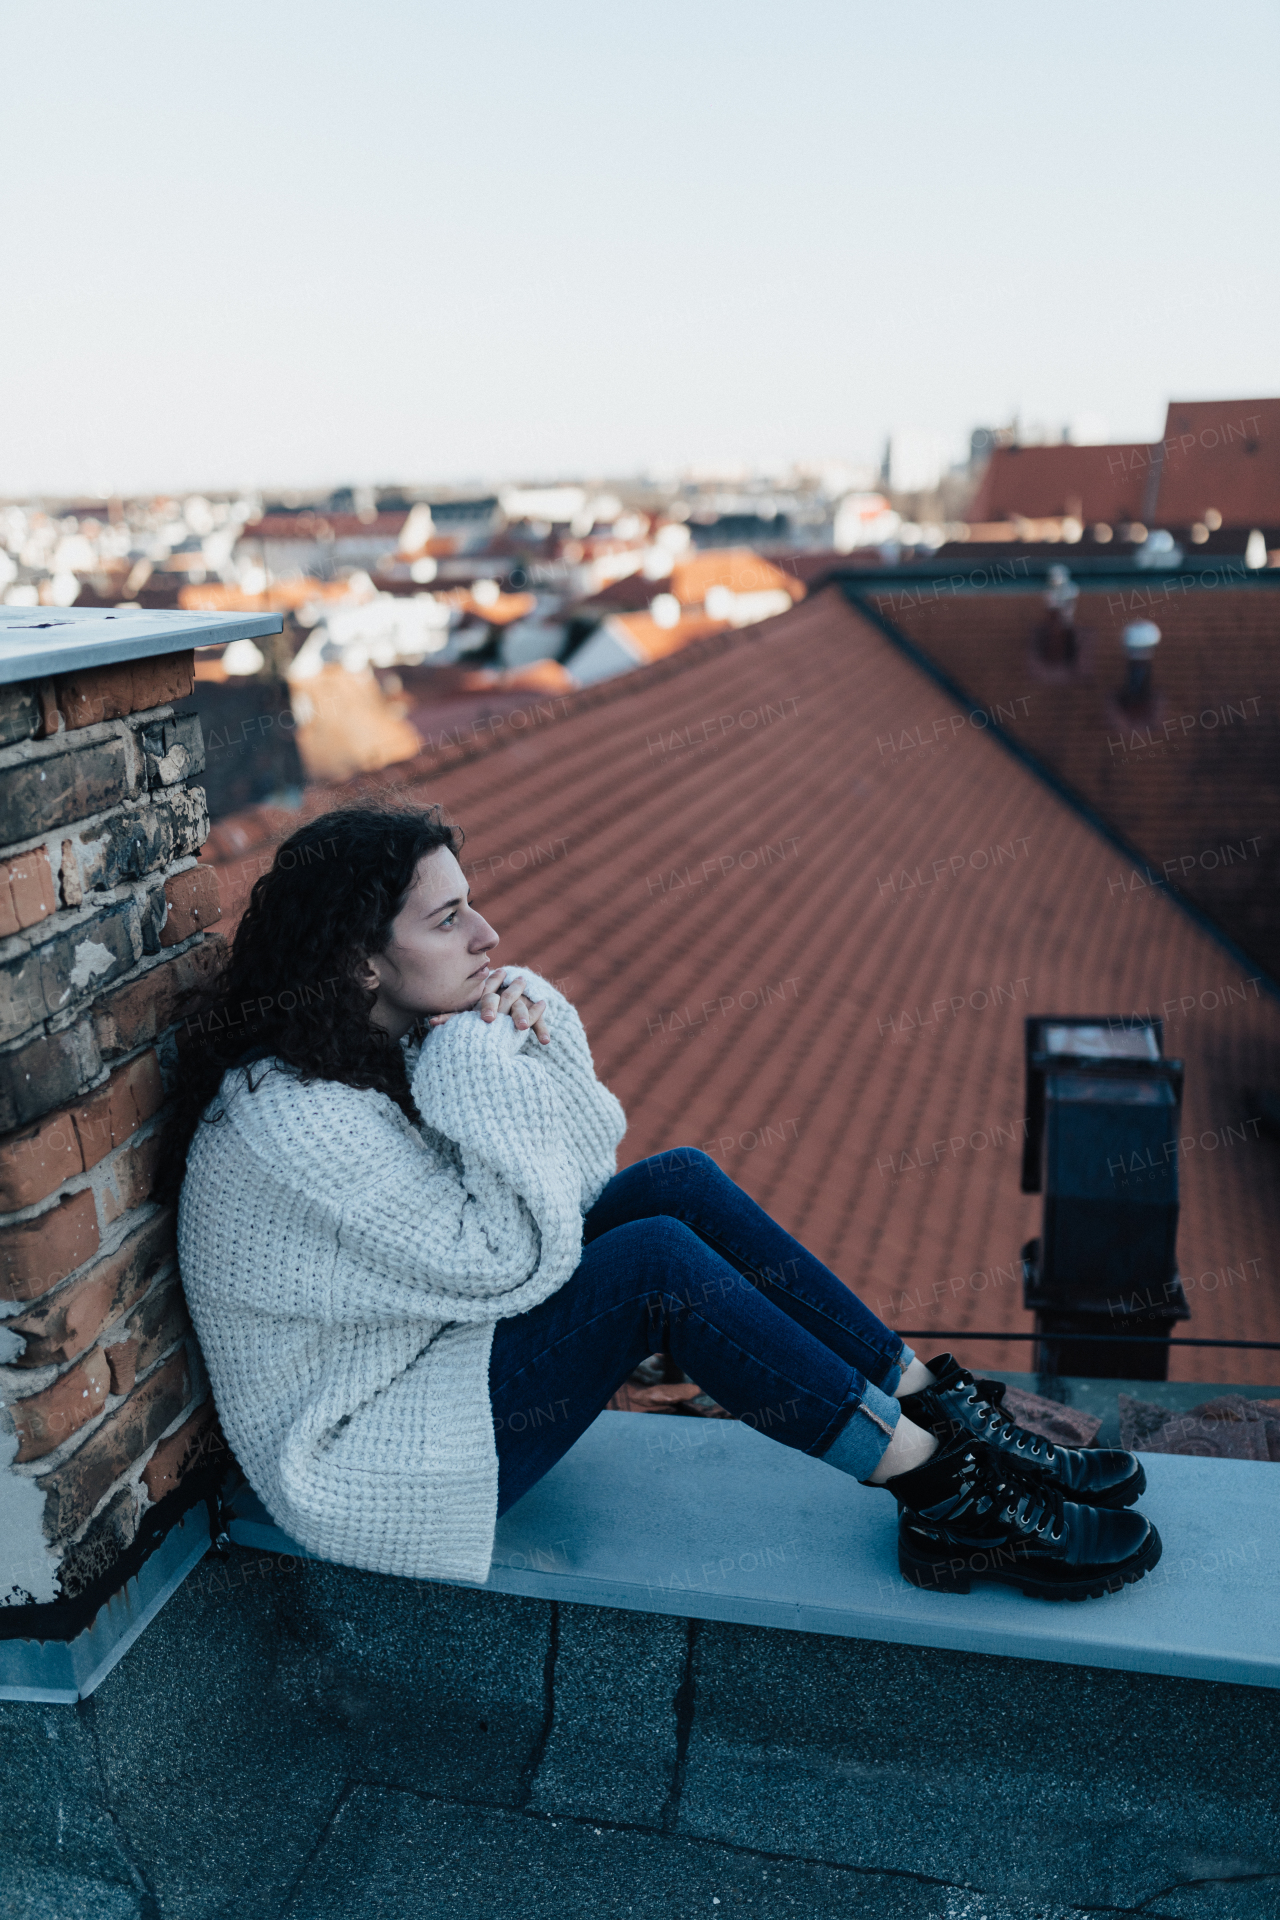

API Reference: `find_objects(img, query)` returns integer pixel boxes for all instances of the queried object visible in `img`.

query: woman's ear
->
[355,955,382,993]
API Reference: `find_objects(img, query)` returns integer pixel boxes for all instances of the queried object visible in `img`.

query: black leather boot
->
[899,1353,1145,1509]
[884,1434,1161,1601]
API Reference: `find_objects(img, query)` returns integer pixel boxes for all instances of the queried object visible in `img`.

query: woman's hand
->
[428,970,550,1045]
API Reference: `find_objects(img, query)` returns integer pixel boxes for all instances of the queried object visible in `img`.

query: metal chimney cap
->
[1122,619,1161,654]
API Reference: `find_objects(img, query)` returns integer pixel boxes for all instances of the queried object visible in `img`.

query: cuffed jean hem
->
[815,1378,902,1481]
[878,1341,915,1397]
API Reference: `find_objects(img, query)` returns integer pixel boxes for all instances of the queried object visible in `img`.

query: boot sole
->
[898,1522,1162,1601]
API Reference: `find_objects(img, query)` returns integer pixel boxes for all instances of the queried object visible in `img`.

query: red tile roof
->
[180,580,351,613]
[198,588,1280,1384]
[967,402,1280,534]
[242,512,409,541]
[575,548,809,619]
[969,444,1155,527]
[871,583,1280,978]
[668,548,806,607]
[1154,398,1280,528]
[573,571,658,615]
[607,610,729,663]
[770,550,875,587]
[443,588,536,625]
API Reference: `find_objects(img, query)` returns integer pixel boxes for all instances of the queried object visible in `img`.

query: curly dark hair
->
[160,804,461,1201]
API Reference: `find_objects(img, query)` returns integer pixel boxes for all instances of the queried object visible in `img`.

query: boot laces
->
[954,1371,1060,1465]
[942,1447,1067,1545]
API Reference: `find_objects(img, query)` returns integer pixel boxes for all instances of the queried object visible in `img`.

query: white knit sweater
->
[177,968,627,1583]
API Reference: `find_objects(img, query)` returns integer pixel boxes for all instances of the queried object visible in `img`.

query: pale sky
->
[4,0,1277,496]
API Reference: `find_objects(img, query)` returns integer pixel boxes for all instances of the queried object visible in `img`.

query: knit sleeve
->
[488,965,627,1211]
[211,1020,586,1325]
[410,1001,592,1294]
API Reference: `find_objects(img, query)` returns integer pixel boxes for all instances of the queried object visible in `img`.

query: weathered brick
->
[0,847,57,936]
[0,686,39,749]
[0,1109,84,1213]
[0,736,133,845]
[132,652,196,711]
[35,683,62,739]
[99,1130,163,1225]
[8,1209,174,1365]
[91,935,224,1060]
[0,1188,100,1302]
[105,1338,138,1395]
[58,839,83,908]
[39,898,143,1023]
[38,1347,191,1543]
[71,1051,164,1171]
[142,1398,224,1503]
[159,865,222,946]
[140,712,205,788]
[0,1020,101,1133]
[137,877,168,957]
[55,1484,140,1599]
[0,950,48,1049]
[0,897,141,1047]
[11,1346,111,1462]
[53,651,195,730]
[70,786,209,896]
[124,1269,189,1374]
[172,784,211,854]
[53,667,130,732]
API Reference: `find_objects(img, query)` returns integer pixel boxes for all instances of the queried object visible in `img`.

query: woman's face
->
[361,846,500,1040]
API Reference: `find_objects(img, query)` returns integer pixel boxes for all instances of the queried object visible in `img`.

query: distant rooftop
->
[869,580,1280,978]
[969,397,1280,533]
[1155,397,1280,527]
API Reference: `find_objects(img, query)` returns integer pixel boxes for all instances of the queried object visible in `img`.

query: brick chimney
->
[0,613,278,1629]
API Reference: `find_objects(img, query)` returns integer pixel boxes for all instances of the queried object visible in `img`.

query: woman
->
[174,806,1160,1601]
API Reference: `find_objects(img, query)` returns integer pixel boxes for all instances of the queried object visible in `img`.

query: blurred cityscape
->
[4,399,1278,820]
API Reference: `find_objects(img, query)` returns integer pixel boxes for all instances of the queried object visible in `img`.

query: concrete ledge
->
[228,1410,1280,1691]
[0,1502,211,1703]
[0,606,284,684]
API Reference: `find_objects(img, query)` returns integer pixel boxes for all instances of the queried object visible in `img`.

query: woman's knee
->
[622,1215,751,1317]
[604,1213,704,1260]
[644,1145,721,1185]
[589,1215,714,1305]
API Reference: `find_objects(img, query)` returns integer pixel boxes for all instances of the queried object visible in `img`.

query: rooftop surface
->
[868,581,1280,976]
[7,1444,1279,1919]
[199,587,1280,1383]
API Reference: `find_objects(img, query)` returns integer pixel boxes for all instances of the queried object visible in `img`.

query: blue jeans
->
[488,1148,912,1515]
